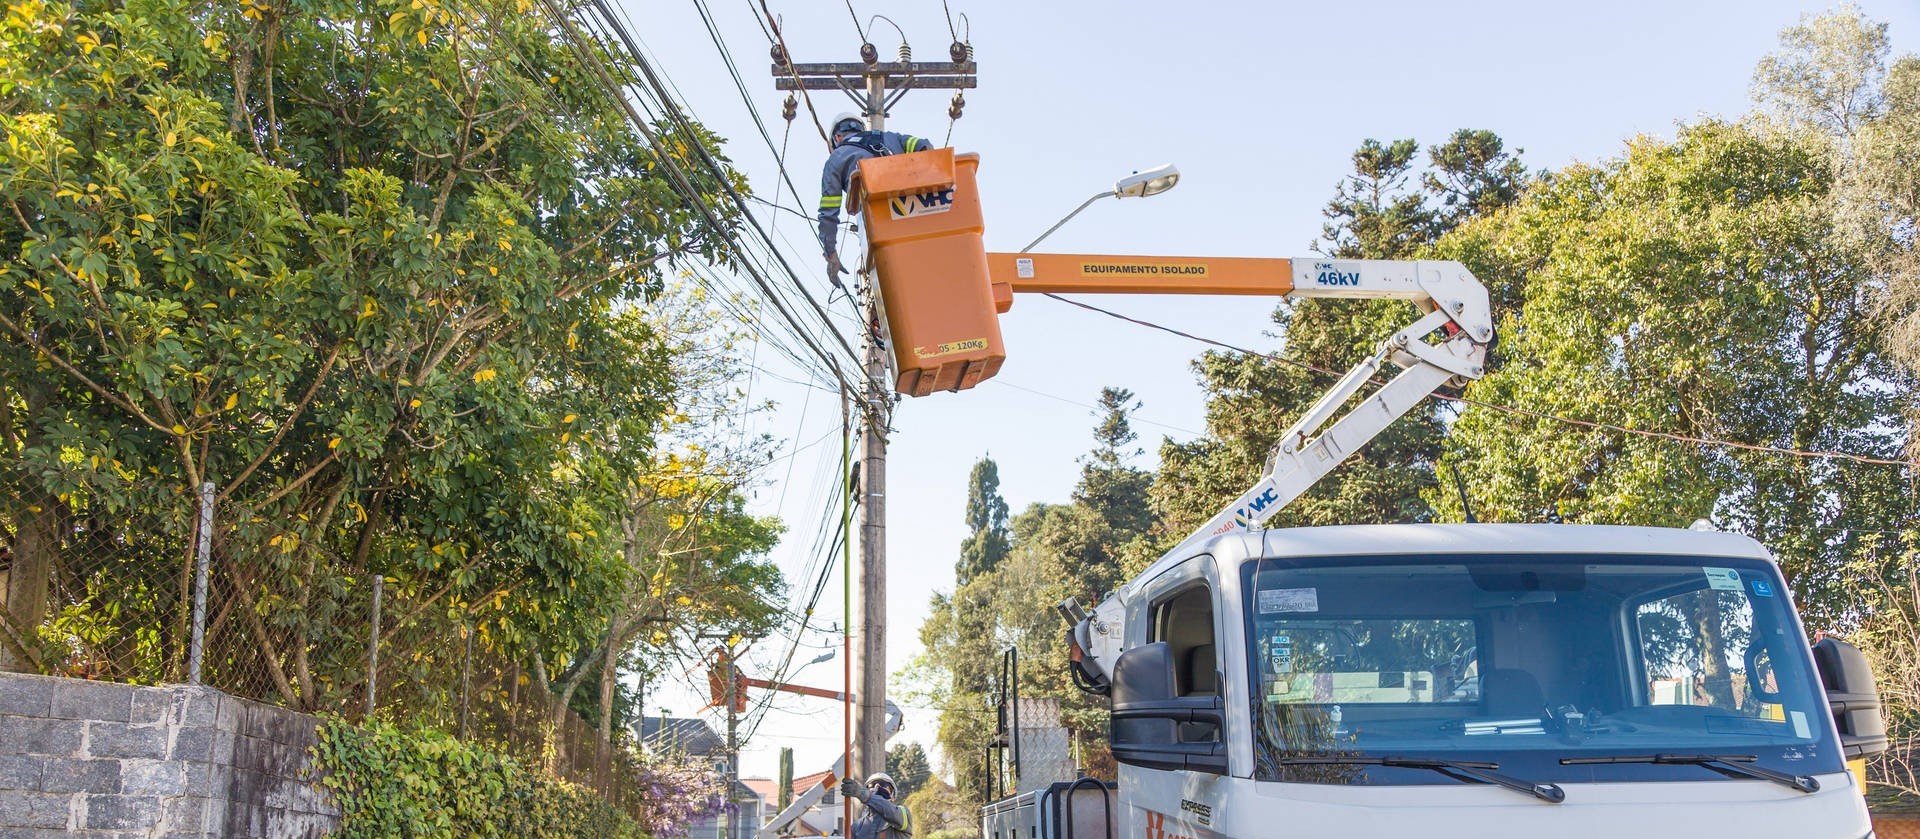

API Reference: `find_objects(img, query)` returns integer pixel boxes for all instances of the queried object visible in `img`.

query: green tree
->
[1431,120,1914,621]
[957,456,1011,584]
[1752,6,1920,458]
[1317,138,1433,259]
[0,0,762,728]
[1425,129,1530,236]
[886,741,932,800]
[1073,388,1153,538]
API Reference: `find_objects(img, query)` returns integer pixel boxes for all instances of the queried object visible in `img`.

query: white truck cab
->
[1094,523,1883,839]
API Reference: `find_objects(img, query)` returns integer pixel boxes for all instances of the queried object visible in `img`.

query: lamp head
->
[1114,163,1180,198]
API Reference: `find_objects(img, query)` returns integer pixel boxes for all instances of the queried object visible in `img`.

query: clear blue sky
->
[620,0,1920,784]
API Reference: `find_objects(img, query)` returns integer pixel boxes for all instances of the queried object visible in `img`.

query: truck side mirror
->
[1812,637,1888,760]
[1109,642,1227,775]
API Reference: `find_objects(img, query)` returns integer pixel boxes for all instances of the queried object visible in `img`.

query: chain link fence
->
[0,470,646,810]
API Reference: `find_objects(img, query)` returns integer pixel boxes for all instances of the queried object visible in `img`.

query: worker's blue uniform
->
[817,130,933,258]
[848,790,910,839]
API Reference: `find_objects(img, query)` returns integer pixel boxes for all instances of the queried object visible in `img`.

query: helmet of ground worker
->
[831,112,865,137]
[865,772,895,787]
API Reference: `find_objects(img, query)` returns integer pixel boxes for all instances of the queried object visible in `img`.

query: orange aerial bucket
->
[851,150,1004,396]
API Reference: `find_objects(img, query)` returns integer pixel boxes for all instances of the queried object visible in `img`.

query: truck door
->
[1147,569,1223,747]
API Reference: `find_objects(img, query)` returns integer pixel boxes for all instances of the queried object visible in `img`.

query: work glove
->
[839,776,868,801]
[827,252,847,278]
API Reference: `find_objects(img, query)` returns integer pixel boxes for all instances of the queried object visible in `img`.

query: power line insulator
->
[782,94,797,122]
[949,41,969,65]
[859,42,878,65]
[770,43,788,67]
[897,42,911,63]
[948,92,965,121]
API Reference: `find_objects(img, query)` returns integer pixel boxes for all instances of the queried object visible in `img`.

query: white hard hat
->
[831,112,865,134]
[866,772,895,786]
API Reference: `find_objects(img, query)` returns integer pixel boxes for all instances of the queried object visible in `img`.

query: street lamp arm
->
[1020,190,1116,254]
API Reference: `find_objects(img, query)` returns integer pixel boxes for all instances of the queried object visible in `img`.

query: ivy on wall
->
[312,718,647,839]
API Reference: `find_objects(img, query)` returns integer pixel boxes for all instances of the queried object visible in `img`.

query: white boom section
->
[1071,259,1492,686]
[753,701,904,839]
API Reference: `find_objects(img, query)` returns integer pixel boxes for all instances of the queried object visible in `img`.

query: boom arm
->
[1051,257,1494,689]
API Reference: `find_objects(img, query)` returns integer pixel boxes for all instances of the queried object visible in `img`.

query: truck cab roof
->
[1133,523,1772,595]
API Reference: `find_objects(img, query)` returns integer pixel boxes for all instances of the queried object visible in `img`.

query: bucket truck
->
[841,150,1889,839]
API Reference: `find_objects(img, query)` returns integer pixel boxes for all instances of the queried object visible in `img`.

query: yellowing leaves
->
[409,398,422,408]
[170,424,186,435]
[473,368,497,383]
[223,393,238,411]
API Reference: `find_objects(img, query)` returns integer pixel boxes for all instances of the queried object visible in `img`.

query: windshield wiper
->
[1559,753,1819,793]
[1273,755,1566,803]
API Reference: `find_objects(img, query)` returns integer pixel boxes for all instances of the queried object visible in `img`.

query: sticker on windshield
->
[1703,567,1743,592]
[1791,710,1811,739]
[1258,587,1319,613]
[1750,580,1775,597]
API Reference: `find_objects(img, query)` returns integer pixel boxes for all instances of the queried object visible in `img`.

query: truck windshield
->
[1242,554,1844,786]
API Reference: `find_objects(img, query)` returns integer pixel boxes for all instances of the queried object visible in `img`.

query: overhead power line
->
[534,0,860,395]
[1038,292,1918,470]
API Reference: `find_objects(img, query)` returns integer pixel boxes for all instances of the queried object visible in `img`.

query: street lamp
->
[1019,163,1180,253]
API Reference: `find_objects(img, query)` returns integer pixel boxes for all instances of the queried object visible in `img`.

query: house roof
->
[793,769,835,792]
[638,715,725,756]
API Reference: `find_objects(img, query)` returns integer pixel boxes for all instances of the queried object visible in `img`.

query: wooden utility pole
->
[773,51,977,779]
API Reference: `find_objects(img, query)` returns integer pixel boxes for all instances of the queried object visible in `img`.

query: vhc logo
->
[1311,261,1361,286]
[889,187,956,219]
[1231,486,1281,528]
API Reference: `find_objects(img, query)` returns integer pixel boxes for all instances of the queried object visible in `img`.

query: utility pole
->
[725,642,739,839]
[773,43,976,780]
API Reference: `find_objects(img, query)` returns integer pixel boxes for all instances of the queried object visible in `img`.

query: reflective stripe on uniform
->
[904,138,920,152]
[819,196,842,208]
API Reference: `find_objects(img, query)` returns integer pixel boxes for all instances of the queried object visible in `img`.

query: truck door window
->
[1152,585,1219,741]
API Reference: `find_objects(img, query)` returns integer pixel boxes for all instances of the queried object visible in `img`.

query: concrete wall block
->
[84,794,161,831]
[0,790,75,829]
[0,829,80,839]
[130,688,172,726]
[37,757,120,794]
[49,680,133,723]
[160,795,213,833]
[0,674,57,717]
[0,716,84,757]
[212,694,238,731]
[209,729,238,765]
[168,726,215,763]
[179,761,216,798]
[168,686,221,729]
[86,722,168,761]
[0,753,44,789]
[119,760,186,797]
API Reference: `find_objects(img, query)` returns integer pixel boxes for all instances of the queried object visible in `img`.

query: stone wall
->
[0,672,338,838]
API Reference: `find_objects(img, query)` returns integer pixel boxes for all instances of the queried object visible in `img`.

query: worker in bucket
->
[839,772,912,838]
[817,112,935,285]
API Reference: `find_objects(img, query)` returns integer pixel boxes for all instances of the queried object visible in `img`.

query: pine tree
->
[886,742,932,799]
[1073,388,1154,537]
[957,456,1012,584]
